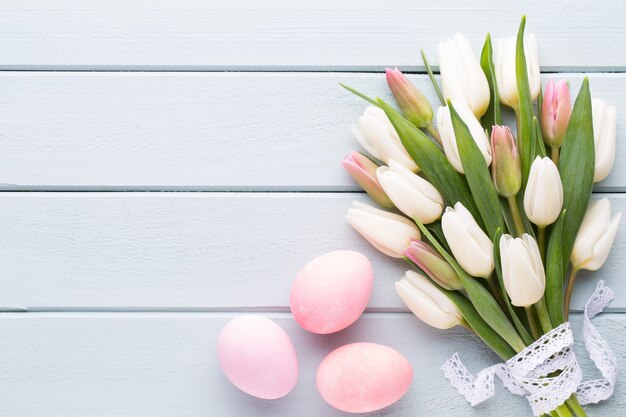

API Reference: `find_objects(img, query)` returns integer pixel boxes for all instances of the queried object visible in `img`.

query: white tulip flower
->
[351,106,418,172]
[377,159,444,224]
[495,34,540,108]
[500,234,545,307]
[437,100,492,174]
[571,198,621,271]
[438,32,490,117]
[346,201,420,258]
[592,99,617,183]
[524,156,563,227]
[395,270,463,329]
[441,202,494,278]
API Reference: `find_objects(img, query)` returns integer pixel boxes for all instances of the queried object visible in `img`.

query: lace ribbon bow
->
[441,281,618,416]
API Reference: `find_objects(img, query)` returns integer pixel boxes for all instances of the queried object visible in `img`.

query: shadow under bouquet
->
[341,16,620,417]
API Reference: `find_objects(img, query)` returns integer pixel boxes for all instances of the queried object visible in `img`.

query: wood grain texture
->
[0,72,624,191]
[0,0,624,71]
[0,192,622,311]
[0,312,622,417]
[1,3,624,416]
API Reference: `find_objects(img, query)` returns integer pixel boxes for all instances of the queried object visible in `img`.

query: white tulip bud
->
[495,34,540,109]
[524,156,563,227]
[571,199,621,271]
[441,202,494,278]
[438,32,490,118]
[377,159,444,224]
[351,106,418,172]
[499,234,545,307]
[592,99,617,183]
[346,201,420,258]
[395,270,463,329]
[436,100,492,174]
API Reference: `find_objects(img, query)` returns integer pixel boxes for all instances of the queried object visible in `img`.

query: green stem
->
[564,267,580,321]
[566,396,588,417]
[525,306,540,340]
[507,196,525,237]
[535,300,587,417]
[551,146,560,165]
[487,276,509,317]
[538,226,546,263]
[535,298,553,333]
[426,123,442,145]
[421,49,445,106]
[533,301,587,416]
[555,404,575,417]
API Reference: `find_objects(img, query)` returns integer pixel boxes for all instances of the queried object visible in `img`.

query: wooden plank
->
[0,312,622,417]
[0,1,624,70]
[0,192,622,311]
[0,72,623,191]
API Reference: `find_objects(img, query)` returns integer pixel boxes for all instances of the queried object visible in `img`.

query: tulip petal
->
[592,99,617,182]
[571,199,611,268]
[378,98,482,224]
[585,212,621,271]
[395,271,461,329]
[353,107,418,172]
[559,78,595,264]
[439,33,490,117]
[442,203,493,278]
[347,202,420,258]
[378,169,443,224]
[479,33,503,133]
[500,234,545,307]
[524,157,563,227]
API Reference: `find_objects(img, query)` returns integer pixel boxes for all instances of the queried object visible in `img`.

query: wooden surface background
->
[0,2,623,416]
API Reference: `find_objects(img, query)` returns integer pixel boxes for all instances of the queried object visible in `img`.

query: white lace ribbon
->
[441,280,617,416]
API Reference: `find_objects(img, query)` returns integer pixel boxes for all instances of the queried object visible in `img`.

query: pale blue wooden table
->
[0,2,624,416]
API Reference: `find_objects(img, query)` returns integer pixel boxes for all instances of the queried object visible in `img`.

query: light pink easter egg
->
[217,315,298,399]
[316,342,413,413]
[290,250,373,334]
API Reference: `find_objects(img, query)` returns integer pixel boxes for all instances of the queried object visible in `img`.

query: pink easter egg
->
[316,342,413,413]
[217,315,298,399]
[290,250,373,334]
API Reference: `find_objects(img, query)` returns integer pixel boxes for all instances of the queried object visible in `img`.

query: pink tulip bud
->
[342,152,394,208]
[385,68,433,128]
[405,240,462,290]
[541,80,572,147]
[490,125,522,198]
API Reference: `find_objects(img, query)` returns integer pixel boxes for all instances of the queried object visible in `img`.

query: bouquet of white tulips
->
[341,17,620,417]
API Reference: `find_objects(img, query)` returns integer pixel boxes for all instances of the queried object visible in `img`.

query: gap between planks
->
[0,188,622,194]
[0,310,599,317]
[0,308,619,314]
[1,66,626,73]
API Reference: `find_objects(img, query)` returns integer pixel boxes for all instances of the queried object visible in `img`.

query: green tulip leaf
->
[498,197,515,235]
[559,78,595,268]
[442,289,516,360]
[426,221,451,253]
[546,210,566,325]
[415,219,526,353]
[532,116,547,158]
[480,33,502,134]
[537,87,544,129]
[377,98,483,224]
[421,49,445,106]
[515,190,536,238]
[448,100,505,238]
[515,15,535,185]
[339,83,380,107]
